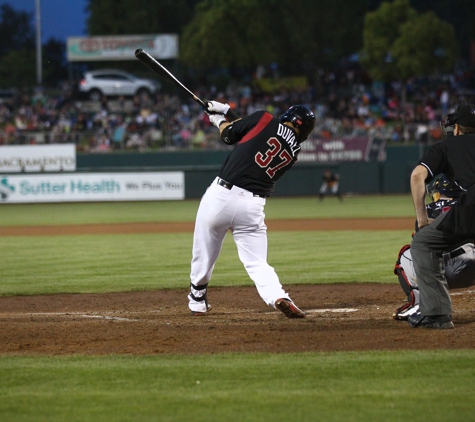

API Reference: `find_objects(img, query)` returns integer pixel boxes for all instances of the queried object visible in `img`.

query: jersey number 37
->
[255,138,293,178]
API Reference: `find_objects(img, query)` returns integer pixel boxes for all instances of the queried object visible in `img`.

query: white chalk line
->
[7,309,361,320]
[76,314,139,322]
[305,308,359,314]
[2,312,139,322]
[450,289,475,296]
[264,307,359,315]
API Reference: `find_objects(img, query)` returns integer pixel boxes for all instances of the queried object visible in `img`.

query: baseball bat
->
[134,48,239,121]
[135,48,205,107]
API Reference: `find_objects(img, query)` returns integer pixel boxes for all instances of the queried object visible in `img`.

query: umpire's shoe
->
[408,312,454,329]
[275,298,306,318]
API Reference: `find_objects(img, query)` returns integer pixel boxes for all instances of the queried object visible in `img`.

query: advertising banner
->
[0,172,184,203]
[67,34,179,61]
[0,144,76,173]
[298,137,386,163]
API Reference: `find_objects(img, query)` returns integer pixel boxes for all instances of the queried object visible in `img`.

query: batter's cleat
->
[408,312,454,329]
[188,291,211,316]
[191,304,212,316]
[393,303,419,320]
[275,298,306,318]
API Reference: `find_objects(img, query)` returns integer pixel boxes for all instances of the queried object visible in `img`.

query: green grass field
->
[0,194,415,226]
[1,195,473,422]
[1,352,474,422]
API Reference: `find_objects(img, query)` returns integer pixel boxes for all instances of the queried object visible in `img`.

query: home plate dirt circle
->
[0,218,474,355]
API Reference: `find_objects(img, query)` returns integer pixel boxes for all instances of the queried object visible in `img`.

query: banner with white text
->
[0,172,184,203]
[0,144,76,173]
[298,137,386,163]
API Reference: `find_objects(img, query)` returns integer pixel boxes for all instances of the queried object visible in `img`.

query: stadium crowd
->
[0,65,474,152]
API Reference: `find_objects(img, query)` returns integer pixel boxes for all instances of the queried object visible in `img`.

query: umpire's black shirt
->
[418,133,475,235]
[219,111,300,197]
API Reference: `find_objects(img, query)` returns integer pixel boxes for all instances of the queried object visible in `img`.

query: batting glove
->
[206,101,230,115]
[208,114,226,128]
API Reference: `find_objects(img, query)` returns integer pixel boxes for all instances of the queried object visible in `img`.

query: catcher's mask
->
[426,174,463,202]
[440,113,455,137]
[279,105,316,143]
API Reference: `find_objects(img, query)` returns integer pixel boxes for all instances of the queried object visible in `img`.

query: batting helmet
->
[426,174,463,202]
[279,105,316,143]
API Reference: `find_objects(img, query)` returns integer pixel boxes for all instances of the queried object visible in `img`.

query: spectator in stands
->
[0,66,474,149]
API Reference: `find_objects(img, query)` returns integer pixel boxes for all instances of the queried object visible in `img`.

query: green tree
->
[0,4,36,88]
[0,4,35,57]
[180,0,281,68]
[0,48,36,88]
[180,0,368,69]
[360,0,418,81]
[361,0,457,81]
[410,0,475,64]
[360,0,458,134]
[86,0,196,35]
[391,11,458,80]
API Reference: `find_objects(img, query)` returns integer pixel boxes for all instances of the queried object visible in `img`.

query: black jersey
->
[418,134,475,188]
[218,111,300,197]
[414,199,457,232]
[418,133,475,235]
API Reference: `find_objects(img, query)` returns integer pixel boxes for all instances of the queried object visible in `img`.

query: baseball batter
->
[394,175,475,320]
[188,101,316,318]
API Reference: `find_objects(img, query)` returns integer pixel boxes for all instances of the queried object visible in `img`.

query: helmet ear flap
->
[279,105,316,143]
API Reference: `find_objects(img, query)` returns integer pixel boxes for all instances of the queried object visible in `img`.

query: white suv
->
[79,69,161,101]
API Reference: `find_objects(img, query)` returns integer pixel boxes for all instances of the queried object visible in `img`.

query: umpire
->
[409,103,475,329]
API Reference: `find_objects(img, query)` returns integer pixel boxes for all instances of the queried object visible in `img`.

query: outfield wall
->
[76,145,423,198]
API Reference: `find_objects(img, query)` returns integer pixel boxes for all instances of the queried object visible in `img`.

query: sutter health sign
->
[0,172,184,203]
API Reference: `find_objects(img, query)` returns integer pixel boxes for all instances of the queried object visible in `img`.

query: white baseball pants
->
[189,177,290,312]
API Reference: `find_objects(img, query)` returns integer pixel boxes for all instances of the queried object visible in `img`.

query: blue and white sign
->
[0,172,184,203]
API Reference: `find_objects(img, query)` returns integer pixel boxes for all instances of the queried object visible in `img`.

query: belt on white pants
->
[216,177,266,198]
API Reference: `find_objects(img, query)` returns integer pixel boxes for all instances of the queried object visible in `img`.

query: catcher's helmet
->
[279,105,316,143]
[426,174,463,202]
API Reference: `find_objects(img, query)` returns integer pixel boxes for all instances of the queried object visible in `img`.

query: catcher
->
[393,174,475,320]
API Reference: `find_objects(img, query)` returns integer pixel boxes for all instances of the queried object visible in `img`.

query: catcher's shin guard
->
[393,244,420,320]
[394,244,416,293]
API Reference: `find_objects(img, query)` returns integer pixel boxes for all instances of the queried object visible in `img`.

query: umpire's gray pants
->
[411,212,467,316]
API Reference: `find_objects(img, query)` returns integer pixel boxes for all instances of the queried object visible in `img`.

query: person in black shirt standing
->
[188,101,316,318]
[408,103,475,329]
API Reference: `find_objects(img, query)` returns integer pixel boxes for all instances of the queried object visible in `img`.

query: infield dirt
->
[1,217,474,355]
